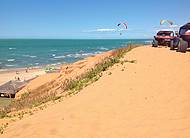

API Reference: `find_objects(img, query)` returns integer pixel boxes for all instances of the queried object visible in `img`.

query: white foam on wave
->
[66,54,73,57]
[54,55,66,59]
[22,55,37,58]
[52,54,56,57]
[9,48,16,50]
[66,52,96,58]
[30,56,37,58]
[5,64,16,67]
[94,51,102,54]
[98,47,109,50]
[81,53,94,56]
[53,51,102,60]
[74,53,82,58]
[51,49,57,52]
[7,59,15,62]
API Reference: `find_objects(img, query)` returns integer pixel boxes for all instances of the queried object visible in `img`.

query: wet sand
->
[2,46,190,138]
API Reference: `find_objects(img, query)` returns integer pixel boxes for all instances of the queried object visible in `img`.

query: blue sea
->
[0,39,151,69]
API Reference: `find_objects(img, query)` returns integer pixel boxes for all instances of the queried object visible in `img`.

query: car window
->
[158,32,173,36]
[179,28,188,35]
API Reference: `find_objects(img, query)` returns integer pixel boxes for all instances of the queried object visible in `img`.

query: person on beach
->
[17,77,20,81]
[25,68,28,73]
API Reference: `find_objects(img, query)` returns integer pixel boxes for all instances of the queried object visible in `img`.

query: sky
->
[0,0,189,39]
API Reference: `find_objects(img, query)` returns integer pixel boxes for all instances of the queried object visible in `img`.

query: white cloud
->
[96,28,116,32]
[83,28,117,33]
[83,26,131,33]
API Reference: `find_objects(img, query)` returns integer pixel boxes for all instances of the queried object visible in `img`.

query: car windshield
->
[179,28,190,35]
[157,31,174,36]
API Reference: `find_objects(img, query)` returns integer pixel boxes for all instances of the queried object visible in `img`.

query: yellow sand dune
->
[2,46,190,138]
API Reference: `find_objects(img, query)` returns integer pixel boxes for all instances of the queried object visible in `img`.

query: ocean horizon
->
[0,39,152,69]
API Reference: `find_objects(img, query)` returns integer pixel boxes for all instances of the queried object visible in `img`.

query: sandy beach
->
[0,68,46,86]
[1,46,190,138]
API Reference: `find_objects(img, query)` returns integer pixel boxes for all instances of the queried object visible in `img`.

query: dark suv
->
[171,23,190,52]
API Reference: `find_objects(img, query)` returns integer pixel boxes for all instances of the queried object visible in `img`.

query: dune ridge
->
[1,46,190,138]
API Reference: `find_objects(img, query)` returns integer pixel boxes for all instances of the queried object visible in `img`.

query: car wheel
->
[173,37,180,49]
[152,39,158,47]
[177,39,188,53]
[170,40,175,50]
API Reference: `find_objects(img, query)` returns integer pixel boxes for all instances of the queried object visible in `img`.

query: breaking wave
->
[7,59,15,62]
[9,48,16,50]
[53,52,101,60]
[5,64,16,67]
[54,55,66,59]
[22,55,37,58]
[98,47,109,50]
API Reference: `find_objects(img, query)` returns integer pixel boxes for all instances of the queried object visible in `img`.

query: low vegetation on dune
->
[0,98,12,108]
[0,44,139,120]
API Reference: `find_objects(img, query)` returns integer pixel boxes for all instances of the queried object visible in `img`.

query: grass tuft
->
[0,123,8,134]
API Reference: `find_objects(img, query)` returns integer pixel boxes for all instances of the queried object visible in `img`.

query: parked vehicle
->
[171,23,190,52]
[152,30,177,47]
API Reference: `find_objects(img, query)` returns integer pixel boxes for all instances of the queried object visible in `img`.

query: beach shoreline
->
[0,63,63,73]
[0,44,128,86]
[0,61,67,85]
[0,67,46,86]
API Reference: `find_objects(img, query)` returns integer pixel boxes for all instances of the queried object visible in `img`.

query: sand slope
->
[2,46,190,138]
